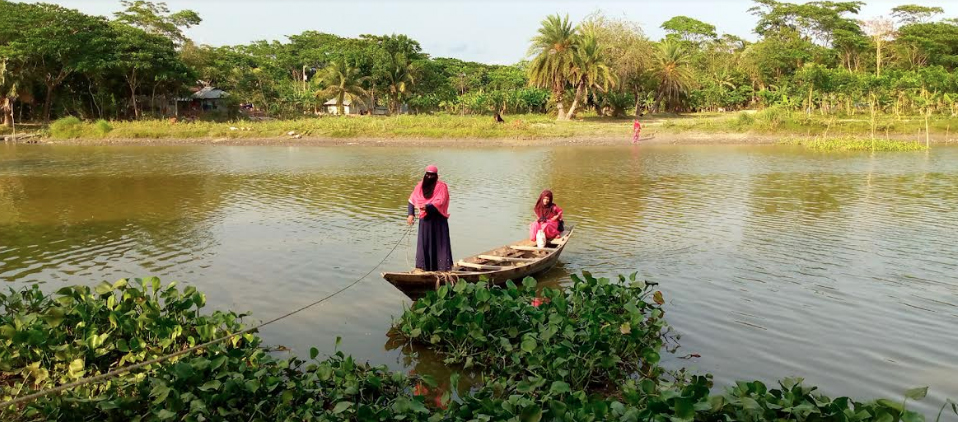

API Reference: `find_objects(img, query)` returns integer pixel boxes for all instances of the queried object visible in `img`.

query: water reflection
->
[1,144,957,415]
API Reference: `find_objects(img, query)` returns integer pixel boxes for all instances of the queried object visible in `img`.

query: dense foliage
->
[394,274,671,390]
[2,273,955,421]
[3,0,958,126]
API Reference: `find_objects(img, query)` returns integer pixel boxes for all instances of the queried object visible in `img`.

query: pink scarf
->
[409,180,450,219]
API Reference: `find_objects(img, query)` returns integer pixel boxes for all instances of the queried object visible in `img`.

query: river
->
[1,143,956,414]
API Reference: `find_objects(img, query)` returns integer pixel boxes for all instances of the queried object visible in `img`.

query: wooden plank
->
[457,261,503,271]
[510,245,555,252]
[477,255,538,263]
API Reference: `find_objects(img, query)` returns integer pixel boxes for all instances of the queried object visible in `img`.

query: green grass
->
[782,136,930,152]
[37,112,958,141]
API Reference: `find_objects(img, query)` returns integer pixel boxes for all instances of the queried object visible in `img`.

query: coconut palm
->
[654,40,696,112]
[384,53,416,115]
[314,59,368,115]
[566,31,617,119]
[528,14,579,121]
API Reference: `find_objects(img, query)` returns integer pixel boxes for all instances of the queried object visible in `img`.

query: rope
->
[432,272,461,290]
[0,224,414,410]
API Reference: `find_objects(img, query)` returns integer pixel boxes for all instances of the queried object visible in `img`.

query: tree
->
[862,17,895,77]
[654,40,696,111]
[111,23,184,119]
[661,16,718,44]
[583,12,653,117]
[891,5,944,25]
[566,31,617,119]
[383,53,416,114]
[113,0,201,46]
[314,60,369,115]
[528,14,579,121]
[0,2,113,122]
[749,0,865,47]
[895,22,958,70]
[0,59,20,127]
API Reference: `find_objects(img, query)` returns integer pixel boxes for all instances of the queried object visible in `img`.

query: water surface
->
[1,143,956,414]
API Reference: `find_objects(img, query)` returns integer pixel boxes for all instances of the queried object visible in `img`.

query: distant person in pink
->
[632,119,642,143]
[528,190,564,242]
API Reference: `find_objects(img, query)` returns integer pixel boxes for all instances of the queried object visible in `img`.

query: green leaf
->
[156,409,176,420]
[333,401,353,414]
[741,397,761,411]
[549,381,571,395]
[520,404,543,422]
[522,277,537,290]
[67,358,84,379]
[410,328,422,338]
[310,347,319,360]
[905,387,928,401]
[151,384,171,405]
[95,281,113,295]
[198,380,221,392]
[521,336,537,353]
[902,410,925,422]
[112,279,128,290]
[674,398,695,421]
[878,399,905,413]
[41,308,65,328]
[149,277,161,293]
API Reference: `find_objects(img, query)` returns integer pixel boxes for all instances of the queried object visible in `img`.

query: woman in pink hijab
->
[529,190,564,242]
[407,165,453,271]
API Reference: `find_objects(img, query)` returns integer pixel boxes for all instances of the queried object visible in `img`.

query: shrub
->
[48,116,84,139]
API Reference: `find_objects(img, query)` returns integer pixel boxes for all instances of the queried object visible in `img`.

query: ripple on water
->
[1,144,958,414]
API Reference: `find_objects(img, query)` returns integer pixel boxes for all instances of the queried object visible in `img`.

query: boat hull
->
[382,226,575,298]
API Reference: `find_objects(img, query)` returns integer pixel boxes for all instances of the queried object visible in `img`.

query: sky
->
[23,0,953,64]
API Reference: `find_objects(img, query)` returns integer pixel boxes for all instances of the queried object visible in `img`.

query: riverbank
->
[12,112,958,146]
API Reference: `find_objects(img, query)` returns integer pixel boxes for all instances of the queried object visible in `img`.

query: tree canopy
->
[1,0,957,121]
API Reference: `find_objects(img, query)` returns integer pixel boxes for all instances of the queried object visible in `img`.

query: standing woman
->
[407,165,453,272]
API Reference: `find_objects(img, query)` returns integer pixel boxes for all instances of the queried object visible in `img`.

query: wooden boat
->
[382,225,575,298]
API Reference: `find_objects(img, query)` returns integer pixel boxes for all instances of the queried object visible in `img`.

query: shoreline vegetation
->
[2,274,954,421]
[4,2,958,153]
[5,112,955,149]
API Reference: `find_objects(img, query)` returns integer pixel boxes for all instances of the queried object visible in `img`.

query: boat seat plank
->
[510,245,555,252]
[457,261,504,271]
[477,255,538,263]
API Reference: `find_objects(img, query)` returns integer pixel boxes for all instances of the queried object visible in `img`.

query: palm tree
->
[314,60,368,115]
[528,14,579,121]
[566,31,617,119]
[384,53,416,115]
[653,40,696,112]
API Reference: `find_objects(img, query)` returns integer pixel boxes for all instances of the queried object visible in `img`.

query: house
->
[177,86,230,117]
[322,98,366,115]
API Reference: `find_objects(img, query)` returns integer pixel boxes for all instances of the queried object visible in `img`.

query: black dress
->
[408,203,453,271]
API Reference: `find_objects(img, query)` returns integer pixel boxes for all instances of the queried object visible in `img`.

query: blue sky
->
[26,0,953,64]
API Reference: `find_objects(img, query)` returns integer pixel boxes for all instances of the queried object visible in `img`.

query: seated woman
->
[529,190,564,242]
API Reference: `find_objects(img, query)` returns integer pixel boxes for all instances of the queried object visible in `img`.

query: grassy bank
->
[2,274,953,421]
[782,137,930,152]
[30,111,958,144]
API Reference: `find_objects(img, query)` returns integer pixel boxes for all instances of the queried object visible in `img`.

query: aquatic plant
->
[784,137,930,152]
[2,276,954,421]
[393,272,671,391]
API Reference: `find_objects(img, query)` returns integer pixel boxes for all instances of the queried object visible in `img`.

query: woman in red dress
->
[528,190,564,241]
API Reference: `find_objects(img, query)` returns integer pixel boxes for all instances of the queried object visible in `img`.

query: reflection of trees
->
[0,173,235,283]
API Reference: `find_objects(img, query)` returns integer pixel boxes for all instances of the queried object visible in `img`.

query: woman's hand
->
[407,215,415,226]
